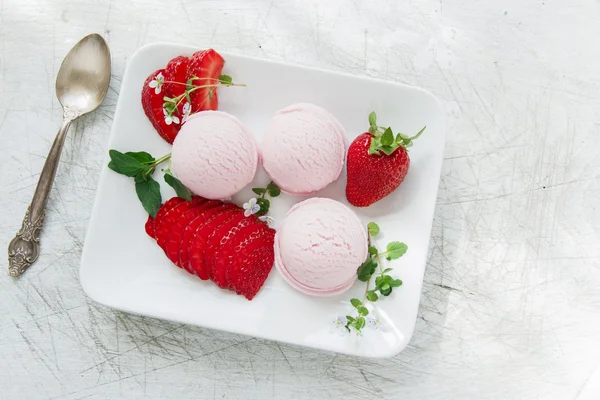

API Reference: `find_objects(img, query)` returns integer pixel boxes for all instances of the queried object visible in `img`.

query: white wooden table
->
[1,1,599,398]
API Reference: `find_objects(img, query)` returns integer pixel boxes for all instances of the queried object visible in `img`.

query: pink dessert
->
[261,103,347,195]
[171,111,258,199]
[274,197,367,296]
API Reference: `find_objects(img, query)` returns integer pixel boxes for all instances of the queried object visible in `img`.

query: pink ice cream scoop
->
[261,103,347,195]
[171,111,258,200]
[275,197,367,296]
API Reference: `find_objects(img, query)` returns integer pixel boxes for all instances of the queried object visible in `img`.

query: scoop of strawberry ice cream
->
[274,197,367,296]
[171,111,258,199]
[261,103,347,195]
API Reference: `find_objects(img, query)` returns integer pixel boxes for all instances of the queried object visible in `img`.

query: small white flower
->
[258,215,275,227]
[182,102,192,124]
[332,316,350,336]
[148,72,164,94]
[163,108,180,125]
[243,197,260,217]
[366,316,387,331]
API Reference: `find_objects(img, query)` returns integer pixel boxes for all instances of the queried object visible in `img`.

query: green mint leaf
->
[186,78,194,91]
[350,298,362,308]
[368,246,378,256]
[108,150,147,177]
[208,89,214,101]
[381,127,394,146]
[219,74,233,85]
[185,91,192,105]
[266,182,281,197]
[252,188,267,195]
[366,290,378,302]
[164,173,192,201]
[357,306,369,316]
[374,275,384,289]
[368,111,377,127]
[135,176,162,217]
[380,283,392,296]
[382,267,393,273]
[355,317,366,330]
[367,222,380,236]
[357,258,377,282]
[390,278,403,288]
[346,315,355,323]
[256,197,270,215]
[125,151,154,164]
[386,241,408,260]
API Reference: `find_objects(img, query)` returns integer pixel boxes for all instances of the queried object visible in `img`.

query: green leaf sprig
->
[108,150,191,217]
[344,222,406,335]
[162,74,245,120]
[251,182,281,215]
[367,111,426,156]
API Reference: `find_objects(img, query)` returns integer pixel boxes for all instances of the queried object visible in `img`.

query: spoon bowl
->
[56,33,111,115]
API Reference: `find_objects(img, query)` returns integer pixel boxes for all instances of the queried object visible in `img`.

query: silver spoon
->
[8,33,111,277]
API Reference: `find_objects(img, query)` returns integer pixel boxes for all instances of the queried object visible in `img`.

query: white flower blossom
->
[163,108,180,125]
[366,316,387,331]
[148,72,164,94]
[243,198,260,217]
[258,215,275,227]
[332,316,350,336]
[182,102,192,124]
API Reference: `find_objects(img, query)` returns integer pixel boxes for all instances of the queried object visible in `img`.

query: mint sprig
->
[108,150,192,217]
[344,221,406,335]
[251,181,280,215]
[162,74,245,120]
[367,111,426,156]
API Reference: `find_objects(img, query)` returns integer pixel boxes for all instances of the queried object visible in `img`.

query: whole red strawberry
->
[346,112,425,207]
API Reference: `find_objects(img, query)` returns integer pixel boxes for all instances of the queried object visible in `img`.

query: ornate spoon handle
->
[8,116,74,277]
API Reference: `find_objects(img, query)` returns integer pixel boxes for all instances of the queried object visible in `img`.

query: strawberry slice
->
[142,69,181,144]
[186,49,224,113]
[234,232,276,300]
[145,215,156,239]
[220,221,269,291]
[179,203,237,272]
[156,197,204,250]
[206,215,258,289]
[153,197,186,236]
[188,208,242,280]
[163,199,217,267]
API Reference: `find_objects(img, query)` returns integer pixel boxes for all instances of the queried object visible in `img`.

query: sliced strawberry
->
[179,203,237,272]
[186,49,224,113]
[145,215,156,239]
[163,199,217,268]
[141,69,181,144]
[163,56,188,99]
[222,222,270,290]
[206,215,258,289]
[156,197,205,251]
[188,208,242,280]
[234,232,276,300]
[153,197,185,235]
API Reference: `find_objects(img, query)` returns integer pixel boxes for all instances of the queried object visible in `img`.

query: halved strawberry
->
[188,208,242,280]
[141,69,181,144]
[179,203,237,272]
[186,49,224,112]
[164,199,218,268]
[207,215,259,289]
[145,215,156,239]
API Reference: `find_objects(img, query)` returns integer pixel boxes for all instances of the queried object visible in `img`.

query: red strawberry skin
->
[145,215,156,239]
[186,49,224,112]
[141,69,181,144]
[346,133,410,207]
[234,230,276,300]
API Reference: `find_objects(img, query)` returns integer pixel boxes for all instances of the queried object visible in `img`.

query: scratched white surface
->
[1,0,600,399]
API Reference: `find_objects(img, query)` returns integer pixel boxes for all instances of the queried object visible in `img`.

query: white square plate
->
[80,43,445,358]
